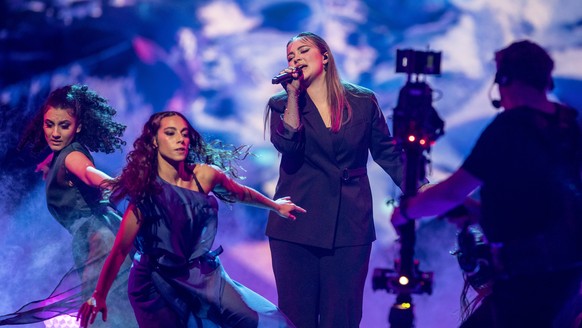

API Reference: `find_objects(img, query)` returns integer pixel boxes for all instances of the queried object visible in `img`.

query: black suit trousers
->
[269,238,372,328]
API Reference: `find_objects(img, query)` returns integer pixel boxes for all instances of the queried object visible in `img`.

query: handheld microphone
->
[271,66,304,84]
[271,72,294,84]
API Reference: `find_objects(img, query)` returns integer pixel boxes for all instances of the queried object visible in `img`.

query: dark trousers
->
[269,238,371,328]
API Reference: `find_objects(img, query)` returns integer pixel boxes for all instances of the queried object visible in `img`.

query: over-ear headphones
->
[494,69,511,87]
[491,67,555,110]
[490,40,556,109]
[494,54,554,91]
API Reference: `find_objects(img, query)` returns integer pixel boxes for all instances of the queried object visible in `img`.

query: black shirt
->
[462,104,582,252]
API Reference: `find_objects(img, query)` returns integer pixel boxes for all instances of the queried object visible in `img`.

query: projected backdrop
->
[1,0,581,327]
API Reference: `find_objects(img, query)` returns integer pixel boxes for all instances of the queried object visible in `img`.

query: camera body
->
[452,225,494,292]
[392,81,444,148]
[392,49,444,148]
[396,49,442,75]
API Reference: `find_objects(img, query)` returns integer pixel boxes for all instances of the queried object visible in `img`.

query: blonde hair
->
[288,32,352,132]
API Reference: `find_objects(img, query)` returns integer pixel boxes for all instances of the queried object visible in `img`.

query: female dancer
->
[1,84,136,327]
[78,111,304,327]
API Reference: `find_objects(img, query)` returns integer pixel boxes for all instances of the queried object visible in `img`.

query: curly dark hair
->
[107,111,248,211]
[18,84,126,154]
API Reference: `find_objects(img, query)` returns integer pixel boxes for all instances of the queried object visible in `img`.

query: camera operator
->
[391,40,582,327]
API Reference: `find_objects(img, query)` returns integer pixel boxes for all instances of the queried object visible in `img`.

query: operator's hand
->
[441,198,481,230]
[390,206,408,232]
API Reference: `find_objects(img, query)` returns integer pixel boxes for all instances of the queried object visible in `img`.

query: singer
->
[264,32,407,328]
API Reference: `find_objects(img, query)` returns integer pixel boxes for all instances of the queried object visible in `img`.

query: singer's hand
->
[280,66,303,93]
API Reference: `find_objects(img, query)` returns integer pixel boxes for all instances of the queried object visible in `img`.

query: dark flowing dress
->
[0,141,137,327]
[129,176,294,327]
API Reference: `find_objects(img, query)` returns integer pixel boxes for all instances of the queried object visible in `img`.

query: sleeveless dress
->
[0,141,137,327]
[129,176,294,327]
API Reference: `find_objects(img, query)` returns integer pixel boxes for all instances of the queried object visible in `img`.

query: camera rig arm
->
[372,48,444,328]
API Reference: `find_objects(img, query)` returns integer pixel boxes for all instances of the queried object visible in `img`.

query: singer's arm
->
[271,66,303,129]
[283,89,301,129]
[278,66,303,130]
[268,94,305,155]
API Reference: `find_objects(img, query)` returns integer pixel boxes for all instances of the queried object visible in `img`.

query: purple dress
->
[129,176,294,327]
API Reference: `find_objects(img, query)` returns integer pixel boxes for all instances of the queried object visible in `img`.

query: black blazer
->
[266,83,404,249]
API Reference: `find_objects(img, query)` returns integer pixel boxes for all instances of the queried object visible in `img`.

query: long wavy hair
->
[18,84,126,153]
[264,32,352,134]
[107,111,248,211]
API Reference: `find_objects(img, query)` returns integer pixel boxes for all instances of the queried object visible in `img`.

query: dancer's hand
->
[35,153,53,180]
[274,196,306,221]
[77,294,107,328]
